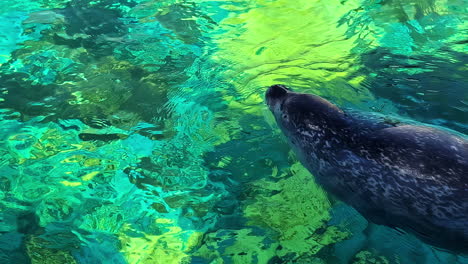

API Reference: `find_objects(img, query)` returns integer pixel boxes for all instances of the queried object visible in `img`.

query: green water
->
[0,0,467,263]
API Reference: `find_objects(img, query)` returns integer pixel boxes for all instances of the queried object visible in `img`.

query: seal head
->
[266,84,468,253]
[266,85,348,144]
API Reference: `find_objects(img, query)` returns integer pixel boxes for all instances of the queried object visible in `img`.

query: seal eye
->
[282,114,287,119]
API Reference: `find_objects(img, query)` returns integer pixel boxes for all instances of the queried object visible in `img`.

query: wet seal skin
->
[265,84,468,253]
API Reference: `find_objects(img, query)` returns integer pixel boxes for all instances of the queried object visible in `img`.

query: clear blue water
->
[0,0,467,263]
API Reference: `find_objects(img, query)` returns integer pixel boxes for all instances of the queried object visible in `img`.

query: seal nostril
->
[266,84,289,99]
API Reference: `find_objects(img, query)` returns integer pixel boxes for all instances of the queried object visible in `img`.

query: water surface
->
[0,0,467,263]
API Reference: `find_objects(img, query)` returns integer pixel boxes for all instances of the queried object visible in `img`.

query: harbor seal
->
[265,84,468,253]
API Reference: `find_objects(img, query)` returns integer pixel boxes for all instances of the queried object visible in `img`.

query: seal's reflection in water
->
[266,84,468,254]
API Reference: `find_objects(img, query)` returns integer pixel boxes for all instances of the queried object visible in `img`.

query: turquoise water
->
[0,0,467,263]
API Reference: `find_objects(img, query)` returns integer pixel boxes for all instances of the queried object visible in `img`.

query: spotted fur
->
[266,84,468,253]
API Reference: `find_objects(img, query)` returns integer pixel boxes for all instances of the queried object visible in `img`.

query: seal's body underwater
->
[266,84,468,253]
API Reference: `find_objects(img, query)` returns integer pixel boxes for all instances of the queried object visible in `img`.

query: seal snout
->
[266,84,290,109]
[266,84,289,100]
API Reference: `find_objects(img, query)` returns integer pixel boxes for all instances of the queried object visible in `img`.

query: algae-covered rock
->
[0,6,173,128]
[0,45,170,129]
[25,236,77,264]
[352,250,390,264]
[243,162,349,261]
[244,162,331,235]
[194,228,279,264]
[126,135,210,192]
[79,204,124,233]
[119,221,202,264]
[5,122,95,164]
